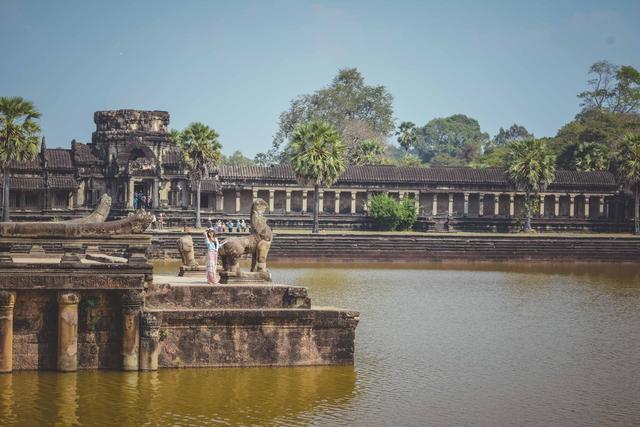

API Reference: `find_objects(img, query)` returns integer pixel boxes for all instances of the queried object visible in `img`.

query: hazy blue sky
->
[1,0,639,157]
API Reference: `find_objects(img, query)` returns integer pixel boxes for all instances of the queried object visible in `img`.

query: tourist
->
[236,219,242,233]
[151,214,157,229]
[133,192,139,210]
[158,212,165,230]
[147,195,152,209]
[204,227,221,285]
[140,193,147,210]
[240,219,247,232]
[226,219,233,232]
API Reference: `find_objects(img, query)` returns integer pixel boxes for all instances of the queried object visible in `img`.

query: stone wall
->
[12,290,123,370]
[147,232,640,263]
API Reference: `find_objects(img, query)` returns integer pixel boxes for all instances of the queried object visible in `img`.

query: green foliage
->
[173,123,222,180]
[506,139,556,231]
[492,124,532,146]
[616,134,640,186]
[414,114,489,165]
[396,121,417,153]
[0,96,41,222]
[616,134,640,234]
[578,60,640,114]
[470,145,510,168]
[367,193,417,231]
[574,142,609,171]
[554,109,640,167]
[257,68,394,165]
[222,150,255,166]
[394,153,425,167]
[172,122,222,227]
[289,121,346,233]
[289,121,346,187]
[350,139,386,165]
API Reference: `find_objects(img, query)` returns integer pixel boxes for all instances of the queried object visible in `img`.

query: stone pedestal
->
[0,291,16,373]
[121,291,143,371]
[140,312,161,371]
[218,271,272,284]
[178,264,206,277]
[57,293,80,372]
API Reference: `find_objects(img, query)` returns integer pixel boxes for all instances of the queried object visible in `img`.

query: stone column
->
[350,192,356,214]
[509,194,515,217]
[57,293,79,372]
[268,190,274,213]
[235,190,241,213]
[398,191,404,200]
[539,195,545,217]
[478,194,484,217]
[493,194,500,217]
[218,192,225,212]
[318,190,324,213]
[127,179,135,209]
[447,193,454,216]
[554,194,560,217]
[432,193,438,216]
[463,193,469,217]
[252,189,258,201]
[414,191,420,215]
[569,195,575,217]
[599,196,605,217]
[121,291,143,371]
[302,190,308,213]
[585,196,590,218]
[140,312,161,371]
[285,190,291,214]
[0,291,16,373]
[153,179,160,209]
[334,191,341,214]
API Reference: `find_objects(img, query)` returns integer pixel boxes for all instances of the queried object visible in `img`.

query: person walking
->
[204,227,222,285]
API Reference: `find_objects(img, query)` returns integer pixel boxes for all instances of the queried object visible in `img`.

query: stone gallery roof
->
[45,149,74,170]
[201,179,221,192]
[48,175,77,189]
[162,149,182,167]
[217,165,618,189]
[0,176,45,190]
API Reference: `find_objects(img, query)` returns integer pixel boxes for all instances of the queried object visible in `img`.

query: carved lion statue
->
[177,235,198,267]
[219,198,272,273]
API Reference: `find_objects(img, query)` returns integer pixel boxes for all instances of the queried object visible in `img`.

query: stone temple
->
[0,109,632,232]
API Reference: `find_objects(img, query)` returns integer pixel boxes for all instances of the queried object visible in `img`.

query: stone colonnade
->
[0,290,161,373]
[220,187,611,219]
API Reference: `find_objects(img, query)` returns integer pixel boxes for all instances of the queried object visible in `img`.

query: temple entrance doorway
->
[133,180,153,209]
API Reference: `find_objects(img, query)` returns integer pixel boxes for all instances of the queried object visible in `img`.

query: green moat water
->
[2,261,640,426]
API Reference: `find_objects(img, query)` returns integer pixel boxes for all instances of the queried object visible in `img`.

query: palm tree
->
[0,97,41,222]
[396,121,417,153]
[173,123,222,228]
[289,121,346,233]
[616,134,640,234]
[575,141,609,171]
[506,139,556,232]
[350,139,385,165]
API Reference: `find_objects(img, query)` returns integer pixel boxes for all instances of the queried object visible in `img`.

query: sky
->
[1,0,639,157]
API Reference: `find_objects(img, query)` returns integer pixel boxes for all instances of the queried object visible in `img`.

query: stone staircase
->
[143,280,359,368]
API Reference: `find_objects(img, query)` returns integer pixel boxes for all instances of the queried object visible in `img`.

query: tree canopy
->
[0,97,41,222]
[414,114,489,165]
[288,121,346,233]
[221,150,255,167]
[578,60,640,114]
[172,122,222,228]
[257,68,394,165]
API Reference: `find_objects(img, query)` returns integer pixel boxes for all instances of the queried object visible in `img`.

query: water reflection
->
[3,262,640,425]
[2,366,356,426]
